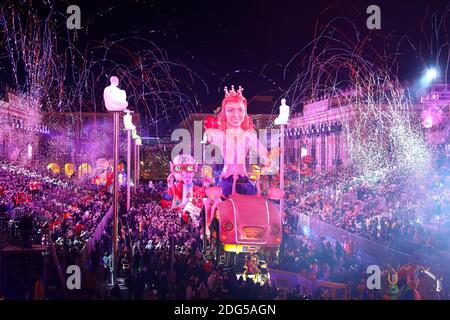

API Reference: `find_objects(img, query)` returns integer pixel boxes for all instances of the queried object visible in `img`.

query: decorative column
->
[103,76,128,285]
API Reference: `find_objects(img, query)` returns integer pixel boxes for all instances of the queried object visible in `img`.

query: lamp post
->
[123,110,135,212]
[274,99,290,262]
[132,129,139,192]
[274,99,290,212]
[135,135,142,189]
[103,76,128,285]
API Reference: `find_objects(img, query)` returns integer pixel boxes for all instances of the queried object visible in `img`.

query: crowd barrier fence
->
[296,213,450,269]
[269,268,349,300]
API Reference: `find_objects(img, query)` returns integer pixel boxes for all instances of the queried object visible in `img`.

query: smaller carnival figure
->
[383,270,400,300]
[167,154,204,222]
[397,265,422,300]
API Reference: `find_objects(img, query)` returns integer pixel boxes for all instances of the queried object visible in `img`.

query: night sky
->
[74,0,448,107]
[2,0,449,134]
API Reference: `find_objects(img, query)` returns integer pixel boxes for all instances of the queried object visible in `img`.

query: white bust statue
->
[274,98,290,125]
[103,76,128,111]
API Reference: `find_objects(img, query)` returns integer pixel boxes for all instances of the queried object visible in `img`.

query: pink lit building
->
[420,84,450,152]
[285,84,450,173]
[285,92,355,173]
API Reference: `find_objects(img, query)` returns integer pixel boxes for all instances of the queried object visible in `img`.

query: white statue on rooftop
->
[274,98,290,125]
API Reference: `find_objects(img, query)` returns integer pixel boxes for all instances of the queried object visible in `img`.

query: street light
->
[131,129,138,191]
[123,110,135,212]
[421,67,438,87]
[134,135,142,190]
[274,98,290,262]
[103,75,128,285]
[274,98,290,193]
[425,68,438,82]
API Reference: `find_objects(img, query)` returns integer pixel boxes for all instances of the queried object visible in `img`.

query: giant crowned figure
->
[204,85,272,197]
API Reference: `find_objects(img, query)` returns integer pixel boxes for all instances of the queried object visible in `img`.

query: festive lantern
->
[64,163,75,177]
[47,163,61,174]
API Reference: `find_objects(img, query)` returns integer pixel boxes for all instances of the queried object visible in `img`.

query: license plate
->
[243,245,260,252]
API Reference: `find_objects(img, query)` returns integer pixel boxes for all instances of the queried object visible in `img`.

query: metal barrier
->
[81,205,113,257]
[269,268,349,300]
[297,214,450,279]
[0,217,5,242]
[297,214,422,265]
[0,217,20,244]
[79,205,113,288]
[0,217,5,241]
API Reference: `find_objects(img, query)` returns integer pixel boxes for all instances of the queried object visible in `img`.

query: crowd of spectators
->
[1,156,449,300]
[80,182,379,300]
[0,162,111,264]
[284,164,450,255]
